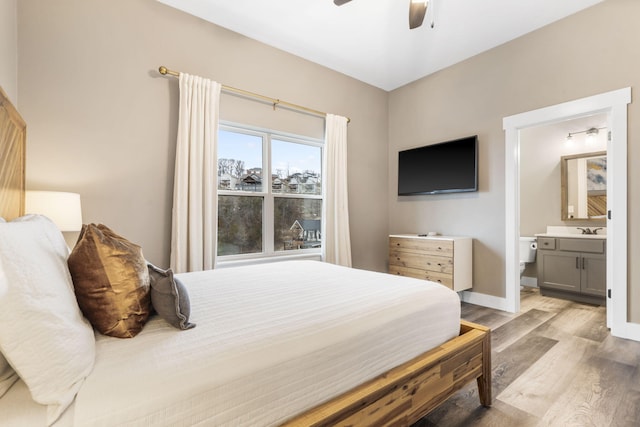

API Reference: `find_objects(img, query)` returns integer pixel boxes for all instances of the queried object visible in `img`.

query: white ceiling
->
[157,0,604,91]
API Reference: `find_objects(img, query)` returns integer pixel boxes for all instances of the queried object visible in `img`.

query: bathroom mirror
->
[561,151,607,221]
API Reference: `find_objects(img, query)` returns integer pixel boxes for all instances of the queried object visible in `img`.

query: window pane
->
[218,130,263,192]
[218,195,263,255]
[271,139,321,195]
[274,198,322,251]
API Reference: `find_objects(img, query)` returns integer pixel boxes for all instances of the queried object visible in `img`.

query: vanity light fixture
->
[566,126,606,143]
[585,127,600,137]
[585,127,600,144]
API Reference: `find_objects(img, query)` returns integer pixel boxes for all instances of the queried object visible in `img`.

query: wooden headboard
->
[0,86,26,220]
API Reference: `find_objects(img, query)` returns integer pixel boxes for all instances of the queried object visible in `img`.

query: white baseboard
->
[614,321,640,342]
[460,290,510,312]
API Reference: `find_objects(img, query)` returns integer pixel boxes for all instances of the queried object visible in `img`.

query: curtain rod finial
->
[159,66,168,75]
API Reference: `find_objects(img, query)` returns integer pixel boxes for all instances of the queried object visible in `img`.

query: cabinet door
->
[581,253,606,297]
[538,250,581,292]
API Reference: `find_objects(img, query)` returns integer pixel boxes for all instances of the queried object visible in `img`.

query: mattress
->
[0,260,460,426]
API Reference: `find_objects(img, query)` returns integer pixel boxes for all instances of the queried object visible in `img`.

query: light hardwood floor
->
[415,287,640,427]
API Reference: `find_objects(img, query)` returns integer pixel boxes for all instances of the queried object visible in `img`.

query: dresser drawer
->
[389,265,453,288]
[389,249,453,274]
[389,237,453,257]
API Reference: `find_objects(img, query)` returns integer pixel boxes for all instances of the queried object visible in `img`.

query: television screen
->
[398,136,478,195]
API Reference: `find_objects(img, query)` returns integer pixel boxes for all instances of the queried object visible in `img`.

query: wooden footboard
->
[282,320,491,426]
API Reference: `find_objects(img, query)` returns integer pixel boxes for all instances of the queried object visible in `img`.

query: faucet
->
[577,227,603,235]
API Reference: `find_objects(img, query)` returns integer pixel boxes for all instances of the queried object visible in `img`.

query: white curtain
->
[322,114,352,267]
[170,73,221,273]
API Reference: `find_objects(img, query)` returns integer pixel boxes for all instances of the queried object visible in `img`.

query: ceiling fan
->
[334,0,429,30]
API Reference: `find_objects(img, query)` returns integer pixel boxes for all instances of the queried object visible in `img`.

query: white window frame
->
[216,122,323,267]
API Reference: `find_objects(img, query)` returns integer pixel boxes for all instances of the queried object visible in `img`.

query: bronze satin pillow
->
[68,224,151,338]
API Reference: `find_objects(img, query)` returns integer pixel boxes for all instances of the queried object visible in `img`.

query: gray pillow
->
[147,263,195,330]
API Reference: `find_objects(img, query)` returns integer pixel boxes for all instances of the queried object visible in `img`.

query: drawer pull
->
[576,257,579,269]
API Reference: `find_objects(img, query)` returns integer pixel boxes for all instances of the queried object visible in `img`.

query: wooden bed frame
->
[0,85,491,426]
[284,320,491,426]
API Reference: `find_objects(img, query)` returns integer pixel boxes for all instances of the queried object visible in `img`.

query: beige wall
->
[0,0,18,102]
[17,0,389,272]
[388,0,640,321]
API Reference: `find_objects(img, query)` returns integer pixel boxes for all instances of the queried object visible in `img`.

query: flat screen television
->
[398,135,478,196]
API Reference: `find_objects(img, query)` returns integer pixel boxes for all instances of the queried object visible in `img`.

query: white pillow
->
[0,215,95,425]
[0,260,19,398]
[0,226,16,397]
[0,353,18,398]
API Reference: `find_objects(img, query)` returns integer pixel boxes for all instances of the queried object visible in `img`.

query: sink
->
[535,226,606,239]
[535,233,605,239]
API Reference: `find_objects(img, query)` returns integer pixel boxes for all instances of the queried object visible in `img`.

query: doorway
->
[503,87,639,341]
[519,114,607,302]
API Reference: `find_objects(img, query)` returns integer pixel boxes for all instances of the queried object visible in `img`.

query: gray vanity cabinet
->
[537,237,606,305]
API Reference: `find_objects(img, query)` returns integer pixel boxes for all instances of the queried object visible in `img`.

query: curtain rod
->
[158,66,349,123]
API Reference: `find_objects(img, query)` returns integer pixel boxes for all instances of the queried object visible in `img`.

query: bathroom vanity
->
[535,228,606,305]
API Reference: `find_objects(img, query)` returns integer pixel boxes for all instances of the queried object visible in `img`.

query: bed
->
[0,86,491,426]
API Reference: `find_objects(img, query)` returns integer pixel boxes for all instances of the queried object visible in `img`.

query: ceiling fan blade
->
[409,0,428,29]
[334,0,352,5]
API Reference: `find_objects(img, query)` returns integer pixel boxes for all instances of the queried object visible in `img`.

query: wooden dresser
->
[388,234,472,291]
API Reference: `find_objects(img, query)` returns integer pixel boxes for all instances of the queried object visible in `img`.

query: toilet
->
[519,237,537,277]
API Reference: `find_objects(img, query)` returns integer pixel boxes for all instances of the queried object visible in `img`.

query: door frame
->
[503,87,639,341]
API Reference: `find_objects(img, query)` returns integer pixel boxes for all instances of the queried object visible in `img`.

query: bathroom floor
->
[414,287,640,427]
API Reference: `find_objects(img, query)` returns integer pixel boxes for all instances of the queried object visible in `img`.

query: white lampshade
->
[25,191,83,232]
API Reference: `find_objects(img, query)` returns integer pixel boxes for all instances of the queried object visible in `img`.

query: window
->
[217,124,323,260]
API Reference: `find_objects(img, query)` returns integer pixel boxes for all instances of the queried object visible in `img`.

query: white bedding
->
[0,260,460,426]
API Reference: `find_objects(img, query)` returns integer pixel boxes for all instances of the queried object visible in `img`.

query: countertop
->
[534,226,607,240]
[534,233,606,240]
